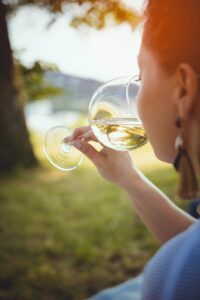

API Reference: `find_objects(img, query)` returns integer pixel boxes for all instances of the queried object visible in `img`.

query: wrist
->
[119,168,144,194]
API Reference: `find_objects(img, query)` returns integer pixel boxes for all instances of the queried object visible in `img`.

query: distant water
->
[24,99,83,134]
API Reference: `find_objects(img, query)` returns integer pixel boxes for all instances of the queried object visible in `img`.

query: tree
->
[17,61,62,102]
[0,0,140,173]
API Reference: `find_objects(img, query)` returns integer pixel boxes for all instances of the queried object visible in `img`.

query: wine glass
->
[44,75,147,171]
[88,75,147,151]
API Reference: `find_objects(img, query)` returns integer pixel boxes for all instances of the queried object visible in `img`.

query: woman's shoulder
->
[153,220,200,258]
[150,220,200,270]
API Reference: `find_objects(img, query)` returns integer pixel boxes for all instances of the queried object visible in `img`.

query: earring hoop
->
[173,117,199,199]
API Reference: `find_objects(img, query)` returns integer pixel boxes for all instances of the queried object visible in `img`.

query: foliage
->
[15,60,62,102]
[6,0,141,30]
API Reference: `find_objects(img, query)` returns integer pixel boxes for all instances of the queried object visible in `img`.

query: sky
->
[9,0,145,81]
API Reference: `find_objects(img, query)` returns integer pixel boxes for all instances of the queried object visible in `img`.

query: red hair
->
[143,0,200,73]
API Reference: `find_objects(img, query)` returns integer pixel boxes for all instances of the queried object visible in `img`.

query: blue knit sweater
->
[142,220,200,300]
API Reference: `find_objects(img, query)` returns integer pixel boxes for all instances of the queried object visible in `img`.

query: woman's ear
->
[173,63,198,119]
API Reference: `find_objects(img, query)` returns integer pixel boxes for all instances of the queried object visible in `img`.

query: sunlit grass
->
[0,134,182,300]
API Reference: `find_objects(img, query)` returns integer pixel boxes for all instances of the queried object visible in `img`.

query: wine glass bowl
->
[88,76,147,151]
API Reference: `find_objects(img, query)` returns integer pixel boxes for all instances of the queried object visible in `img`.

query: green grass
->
[0,138,183,300]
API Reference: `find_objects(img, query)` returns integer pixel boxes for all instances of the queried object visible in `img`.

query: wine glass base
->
[44,126,84,171]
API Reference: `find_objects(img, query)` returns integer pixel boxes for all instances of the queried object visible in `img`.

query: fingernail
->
[73,141,82,149]
[64,136,72,143]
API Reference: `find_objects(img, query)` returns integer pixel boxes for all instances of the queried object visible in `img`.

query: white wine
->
[91,118,147,151]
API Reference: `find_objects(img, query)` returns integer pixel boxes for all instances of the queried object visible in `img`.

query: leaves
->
[5,0,141,29]
[15,60,62,102]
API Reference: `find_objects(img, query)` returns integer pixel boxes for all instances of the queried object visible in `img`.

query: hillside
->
[45,72,103,113]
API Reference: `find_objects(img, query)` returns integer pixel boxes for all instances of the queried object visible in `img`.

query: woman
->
[71,0,200,299]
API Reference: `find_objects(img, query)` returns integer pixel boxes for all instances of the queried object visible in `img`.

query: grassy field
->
[0,136,183,300]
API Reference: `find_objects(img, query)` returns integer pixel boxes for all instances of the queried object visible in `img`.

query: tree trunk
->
[0,0,38,173]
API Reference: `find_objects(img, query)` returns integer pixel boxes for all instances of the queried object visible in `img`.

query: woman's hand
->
[66,126,140,189]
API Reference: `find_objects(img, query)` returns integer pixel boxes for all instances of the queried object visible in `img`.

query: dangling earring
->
[173,117,199,199]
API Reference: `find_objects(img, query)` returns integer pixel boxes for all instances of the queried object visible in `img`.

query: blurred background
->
[0,0,182,299]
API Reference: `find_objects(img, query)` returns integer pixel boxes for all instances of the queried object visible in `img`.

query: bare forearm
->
[121,170,196,244]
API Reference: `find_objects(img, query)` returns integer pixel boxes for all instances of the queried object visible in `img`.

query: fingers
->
[73,139,104,164]
[99,145,119,158]
[64,126,98,144]
[78,130,98,143]
[63,126,113,164]
[72,126,91,140]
